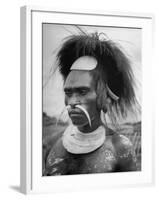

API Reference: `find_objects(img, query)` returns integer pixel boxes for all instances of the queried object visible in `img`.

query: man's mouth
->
[69,110,84,117]
[69,109,82,115]
[66,105,92,127]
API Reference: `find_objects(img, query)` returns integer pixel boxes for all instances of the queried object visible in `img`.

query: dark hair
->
[57,32,138,123]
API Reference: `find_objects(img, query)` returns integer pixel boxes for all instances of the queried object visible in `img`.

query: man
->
[43,32,138,176]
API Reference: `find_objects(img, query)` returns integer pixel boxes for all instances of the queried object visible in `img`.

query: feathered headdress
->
[56,31,138,124]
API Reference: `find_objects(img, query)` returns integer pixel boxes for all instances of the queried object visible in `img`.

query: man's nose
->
[68,94,80,108]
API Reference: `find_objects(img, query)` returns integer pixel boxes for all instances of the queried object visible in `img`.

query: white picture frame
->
[20,6,154,194]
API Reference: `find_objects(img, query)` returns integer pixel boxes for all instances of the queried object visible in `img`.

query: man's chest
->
[45,141,117,175]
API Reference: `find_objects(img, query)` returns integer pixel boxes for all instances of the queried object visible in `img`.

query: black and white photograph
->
[42,24,142,176]
[0,0,157,198]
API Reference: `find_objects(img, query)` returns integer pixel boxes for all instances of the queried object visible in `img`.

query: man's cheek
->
[81,104,92,117]
[87,99,98,114]
[85,96,97,107]
[82,93,97,103]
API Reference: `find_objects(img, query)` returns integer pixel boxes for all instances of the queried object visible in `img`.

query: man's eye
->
[65,91,72,97]
[80,90,88,95]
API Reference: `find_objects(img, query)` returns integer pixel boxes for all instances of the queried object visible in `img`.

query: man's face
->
[64,70,100,129]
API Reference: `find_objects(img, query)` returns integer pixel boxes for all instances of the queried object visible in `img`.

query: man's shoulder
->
[43,134,67,175]
[105,127,133,150]
[48,134,65,156]
[104,127,137,171]
[113,133,133,153]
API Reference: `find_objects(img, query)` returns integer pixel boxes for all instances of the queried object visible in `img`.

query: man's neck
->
[77,117,103,133]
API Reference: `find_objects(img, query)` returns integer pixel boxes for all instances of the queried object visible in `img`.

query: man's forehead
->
[64,70,94,89]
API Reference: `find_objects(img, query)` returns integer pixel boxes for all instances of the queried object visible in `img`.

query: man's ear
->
[97,96,112,113]
[101,96,112,113]
[96,79,112,113]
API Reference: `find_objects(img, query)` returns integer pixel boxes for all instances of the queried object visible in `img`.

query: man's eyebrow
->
[64,87,72,91]
[64,88,72,92]
[64,86,90,91]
